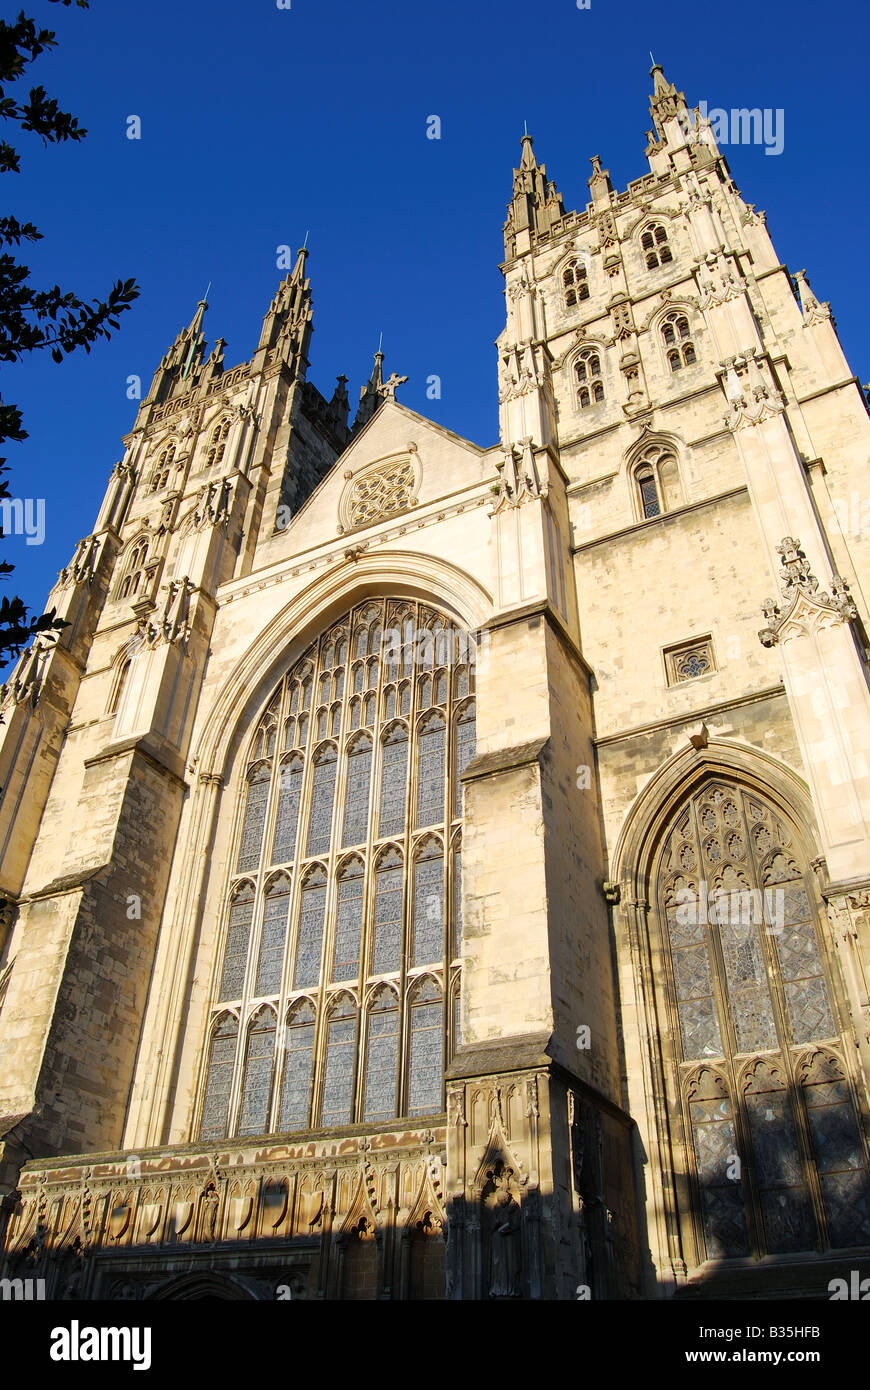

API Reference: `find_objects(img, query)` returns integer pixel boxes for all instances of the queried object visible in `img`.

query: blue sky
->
[4,0,869,664]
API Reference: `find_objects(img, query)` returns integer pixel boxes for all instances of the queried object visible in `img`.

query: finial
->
[523,118,528,137]
[201,281,211,306]
[377,330,383,354]
[302,229,309,249]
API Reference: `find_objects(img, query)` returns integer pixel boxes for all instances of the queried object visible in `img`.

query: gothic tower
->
[1,66,870,1300]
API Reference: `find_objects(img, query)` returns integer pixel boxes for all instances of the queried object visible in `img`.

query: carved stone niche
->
[481,1160,524,1299]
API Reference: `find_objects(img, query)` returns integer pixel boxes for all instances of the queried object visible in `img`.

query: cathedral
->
[1,64,870,1301]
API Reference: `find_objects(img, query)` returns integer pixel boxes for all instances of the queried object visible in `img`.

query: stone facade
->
[2,65,870,1299]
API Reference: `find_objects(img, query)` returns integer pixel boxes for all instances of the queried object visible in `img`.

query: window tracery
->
[207,416,231,469]
[633,442,683,519]
[198,597,473,1138]
[562,257,590,307]
[657,781,870,1259]
[575,348,604,409]
[641,222,673,269]
[661,311,697,372]
[117,538,150,600]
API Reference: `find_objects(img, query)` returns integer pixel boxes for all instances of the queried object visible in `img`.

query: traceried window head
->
[207,416,231,469]
[656,781,870,1262]
[563,257,590,308]
[117,538,149,600]
[641,222,673,270]
[149,441,176,493]
[633,442,683,520]
[661,311,696,372]
[197,598,473,1141]
[575,348,604,410]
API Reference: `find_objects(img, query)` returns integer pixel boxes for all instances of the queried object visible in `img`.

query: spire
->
[144,291,211,404]
[587,153,613,208]
[503,131,568,259]
[647,59,690,144]
[256,243,314,373]
[325,373,350,436]
[352,349,385,432]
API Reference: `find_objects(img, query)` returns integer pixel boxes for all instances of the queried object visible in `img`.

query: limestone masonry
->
[1,65,869,1300]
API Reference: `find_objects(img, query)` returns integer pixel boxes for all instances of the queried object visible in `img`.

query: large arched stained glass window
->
[197,598,474,1140]
[657,779,870,1261]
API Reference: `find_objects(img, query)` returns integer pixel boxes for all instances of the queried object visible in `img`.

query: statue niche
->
[482,1162,523,1298]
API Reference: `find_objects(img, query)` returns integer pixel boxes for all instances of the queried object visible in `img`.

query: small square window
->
[664,638,716,686]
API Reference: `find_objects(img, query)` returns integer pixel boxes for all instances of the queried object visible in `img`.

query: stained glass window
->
[657,780,870,1262]
[306,746,337,856]
[363,987,399,1121]
[687,1074,748,1259]
[453,846,462,958]
[294,868,326,989]
[219,886,255,1001]
[379,723,408,838]
[342,735,372,847]
[202,598,471,1138]
[412,841,443,966]
[321,995,357,1125]
[279,999,315,1131]
[255,878,291,996]
[237,767,270,872]
[372,851,403,974]
[804,1059,870,1247]
[237,1007,276,1136]
[416,714,446,828]
[272,757,303,864]
[199,1014,238,1140]
[332,858,364,980]
[454,702,476,818]
[408,979,443,1115]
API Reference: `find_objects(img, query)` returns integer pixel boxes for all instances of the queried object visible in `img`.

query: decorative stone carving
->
[58,533,103,588]
[696,251,747,309]
[609,299,634,341]
[379,372,408,400]
[793,269,832,327]
[181,477,234,535]
[498,342,547,403]
[0,635,53,711]
[758,537,857,647]
[144,577,195,649]
[742,204,767,227]
[338,452,420,532]
[483,1162,522,1298]
[720,350,785,430]
[489,438,546,512]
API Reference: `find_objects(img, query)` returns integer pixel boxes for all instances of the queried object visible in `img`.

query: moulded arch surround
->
[192,550,493,783]
[567,342,607,382]
[623,207,678,243]
[622,428,684,473]
[611,737,821,898]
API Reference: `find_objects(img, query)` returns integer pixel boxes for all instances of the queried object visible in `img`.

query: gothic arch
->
[612,737,820,894]
[150,1271,259,1300]
[611,737,870,1277]
[130,557,488,1148]
[623,205,680,242]
[189,550,492,784]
